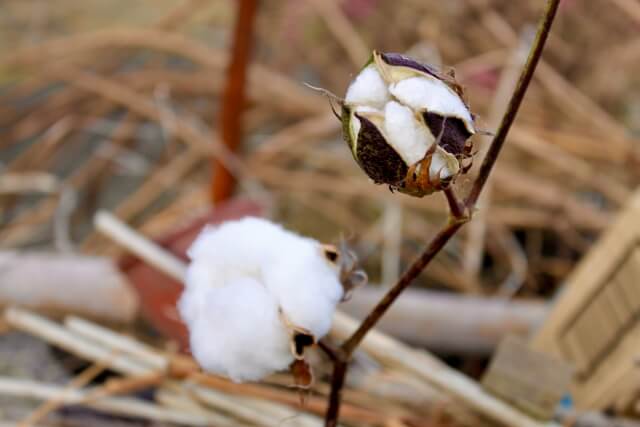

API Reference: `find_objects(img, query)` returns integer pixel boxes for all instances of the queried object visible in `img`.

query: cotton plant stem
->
[324,360,348,427]
[325,1,561,426]
[341,220,466,357]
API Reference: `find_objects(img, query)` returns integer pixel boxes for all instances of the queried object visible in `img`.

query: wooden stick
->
[94,210,187,282]
[17,357,110,427]
[65,316,168,371]
[0,251,138,323]
[4,307,149,376]
[0,377,224,426]
[5,307,320,427]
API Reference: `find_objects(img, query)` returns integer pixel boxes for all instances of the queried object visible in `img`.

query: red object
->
[119,199,263,350]
[210,0,258,203]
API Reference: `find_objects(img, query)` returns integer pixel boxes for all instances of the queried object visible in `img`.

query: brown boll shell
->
[379,52,440,79]
[422,112,472,156]
[341,106,408,185]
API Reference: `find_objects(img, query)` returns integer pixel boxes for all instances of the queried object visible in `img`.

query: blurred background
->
[1,1,640,426]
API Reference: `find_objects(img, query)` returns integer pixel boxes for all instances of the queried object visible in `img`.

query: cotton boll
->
[389,76,474,134]
[179,217,346,382]
[383,101,433,165]
[345,65,391,108]
[180,277,293,382]
[341,51,477,197]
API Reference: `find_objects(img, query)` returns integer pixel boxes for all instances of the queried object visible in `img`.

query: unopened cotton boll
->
[341,50,476,197]
[178,217,344,382]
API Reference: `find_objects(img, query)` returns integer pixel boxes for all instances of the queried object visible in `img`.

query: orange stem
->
[210,0,258,204]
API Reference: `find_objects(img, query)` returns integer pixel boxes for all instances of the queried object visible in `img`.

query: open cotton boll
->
[341,50,476,197]
[179,217,344,382]
[180,277,293,382]
[383,101,433,165]
[389,76,474,133]
[345,65,391,108]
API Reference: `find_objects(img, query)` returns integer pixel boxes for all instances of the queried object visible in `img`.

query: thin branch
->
[324,1,560,425]
[325,360,348,427]
[340,220,467,356]
[443,186,466,220]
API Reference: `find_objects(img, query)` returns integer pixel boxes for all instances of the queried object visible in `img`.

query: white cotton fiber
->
[178,217,344,382]
[389,76,475,133]
[345,65,391,108]
[263,241,344,339]
[383,101,433,165]
[181,277,292,382]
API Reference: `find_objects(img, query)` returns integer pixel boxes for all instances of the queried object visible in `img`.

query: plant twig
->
[341,220,467,357]
[324,1,560,425]
[325,360,349,427]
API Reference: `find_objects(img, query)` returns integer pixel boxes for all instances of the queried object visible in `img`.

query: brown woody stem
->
[324,359,348,427]
[444,186,466,220]
[324,1,560,425]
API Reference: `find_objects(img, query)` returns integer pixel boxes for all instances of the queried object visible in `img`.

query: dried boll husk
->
[341,50,475,197]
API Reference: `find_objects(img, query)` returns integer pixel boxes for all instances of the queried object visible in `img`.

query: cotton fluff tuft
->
[389,76,474,132]
[345,65,391,108]
[183,277,292,382]
[178,217,344,382]
[383,101,433,165]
